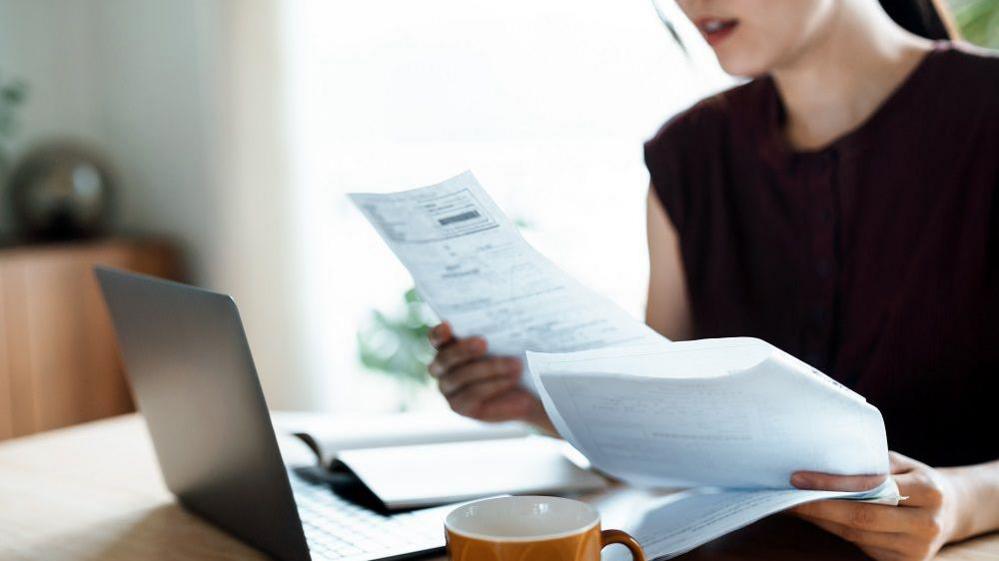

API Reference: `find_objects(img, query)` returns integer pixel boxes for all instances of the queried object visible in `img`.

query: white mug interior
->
[445,496,600,542]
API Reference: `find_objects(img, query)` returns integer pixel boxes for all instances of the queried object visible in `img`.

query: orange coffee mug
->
[445,496,645,561]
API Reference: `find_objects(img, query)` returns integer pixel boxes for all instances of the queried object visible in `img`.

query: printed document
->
[528,338,901,560]
[349,171,662,392]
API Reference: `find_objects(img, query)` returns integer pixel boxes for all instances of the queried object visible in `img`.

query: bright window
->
[280,0,731,412]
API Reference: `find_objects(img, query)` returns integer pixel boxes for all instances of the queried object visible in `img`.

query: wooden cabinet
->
[0,238,181,440]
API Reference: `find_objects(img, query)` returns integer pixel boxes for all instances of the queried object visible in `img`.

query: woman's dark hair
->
[878,0,955,40]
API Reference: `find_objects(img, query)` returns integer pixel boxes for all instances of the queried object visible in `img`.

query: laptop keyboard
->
[292,476,447,560]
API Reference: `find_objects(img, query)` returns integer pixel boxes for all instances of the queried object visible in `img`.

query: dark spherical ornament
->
[7,144,116,241]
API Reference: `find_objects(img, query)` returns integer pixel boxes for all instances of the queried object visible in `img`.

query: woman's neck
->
[772,0,934,151]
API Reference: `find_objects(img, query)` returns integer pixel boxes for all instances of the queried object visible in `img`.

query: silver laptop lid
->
[95,266,310,561]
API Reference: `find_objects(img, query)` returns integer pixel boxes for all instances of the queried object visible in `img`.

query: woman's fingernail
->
[791,473,811,488]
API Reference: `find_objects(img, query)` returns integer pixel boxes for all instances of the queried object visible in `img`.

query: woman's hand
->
[428,322,554,433]
[790,452,968,561]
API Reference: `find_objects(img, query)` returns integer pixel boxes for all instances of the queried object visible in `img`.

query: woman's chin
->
[715,52,774,79]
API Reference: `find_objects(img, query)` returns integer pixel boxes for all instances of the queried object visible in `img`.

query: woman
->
[427,1,999,559]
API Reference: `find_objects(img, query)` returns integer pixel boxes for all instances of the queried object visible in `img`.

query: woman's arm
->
[941,458,999,541]
[645,186,694,340]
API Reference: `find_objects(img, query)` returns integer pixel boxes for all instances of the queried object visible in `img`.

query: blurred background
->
[0,0,995,440]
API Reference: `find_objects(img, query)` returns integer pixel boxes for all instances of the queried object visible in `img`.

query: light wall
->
[0,2,105,186]
[0,0,315,410]
[1,0,728,413]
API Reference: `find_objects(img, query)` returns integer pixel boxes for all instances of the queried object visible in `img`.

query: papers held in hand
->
[349,171,663,394]
[348,172,898,556]
[528,338,901,560]
[529,337,889,489]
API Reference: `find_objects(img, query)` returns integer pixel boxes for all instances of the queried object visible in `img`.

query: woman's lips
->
[696,18,739,46]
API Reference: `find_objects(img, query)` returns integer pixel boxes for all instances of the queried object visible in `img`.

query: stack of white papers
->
[527,338,889,488]
[351,172,899,559]
[527,339,899,559]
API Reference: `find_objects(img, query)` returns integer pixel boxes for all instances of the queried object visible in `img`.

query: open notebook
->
[277,412,606,511]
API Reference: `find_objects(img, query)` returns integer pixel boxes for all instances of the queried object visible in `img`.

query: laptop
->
[95,266,451,561]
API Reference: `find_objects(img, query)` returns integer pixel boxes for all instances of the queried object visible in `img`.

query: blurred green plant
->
[0,73,28,173]
[357,287,438,408]
[949,0,999,48]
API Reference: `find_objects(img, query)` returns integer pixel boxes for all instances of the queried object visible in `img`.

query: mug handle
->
[601,529,646,561]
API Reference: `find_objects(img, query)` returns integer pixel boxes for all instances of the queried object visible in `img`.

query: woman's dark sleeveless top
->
[644,42,998,467]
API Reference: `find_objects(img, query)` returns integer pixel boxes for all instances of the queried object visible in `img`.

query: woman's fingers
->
[791,471,887,492]
[789,452,919,492]
[428,322,454,350]
[888,451,922,474]
[476,389,538,422]
[894,469,946,509]
[448,376,521,417]
[797,515,913,554]
[428,337,488,377]
[793,452,955,561]
[793,499,943,561]
[437,357,522,396]
[427,323,545,426]
[858,544,909,561]
[791,500,924,533]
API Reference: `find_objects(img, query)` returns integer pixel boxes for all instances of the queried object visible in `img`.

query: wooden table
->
[1,415,995,561]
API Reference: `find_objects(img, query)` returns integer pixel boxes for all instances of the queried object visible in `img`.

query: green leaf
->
[1,82,27,104]
[949,0,999,48]
[356,286,437,390]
